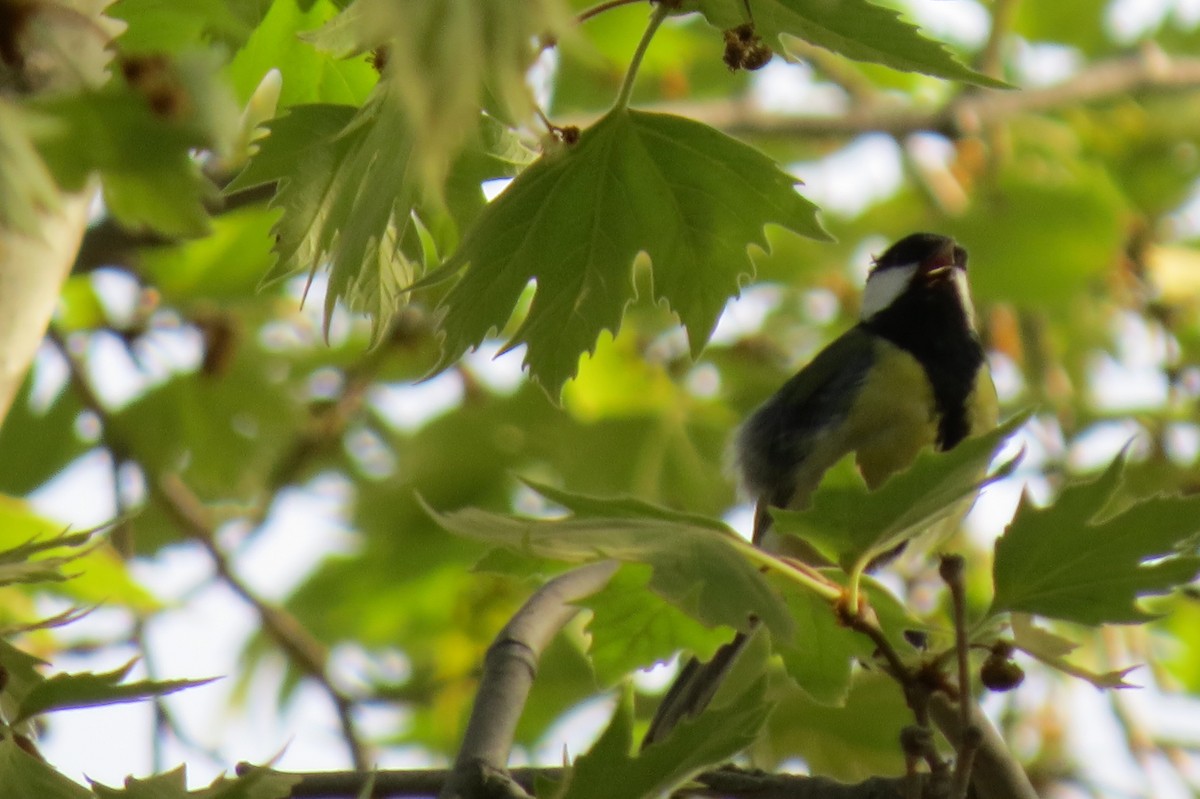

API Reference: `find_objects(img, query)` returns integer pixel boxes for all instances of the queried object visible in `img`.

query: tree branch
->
[642,48,1200,140]
[50,333,371,771]
[442,560,620,799]
[263,764,930,798]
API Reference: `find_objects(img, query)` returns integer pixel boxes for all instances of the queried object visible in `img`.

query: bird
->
[642,232,998,747]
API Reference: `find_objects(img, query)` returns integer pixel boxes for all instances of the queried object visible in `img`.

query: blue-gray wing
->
[735,326,875,507]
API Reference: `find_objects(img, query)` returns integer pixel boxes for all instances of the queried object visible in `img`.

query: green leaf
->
[305,0,572,187]
[14,659,217,724]
[108,0,266,51]
[688,0,1007,88]
[27,56,239,236]
[0,736,93,799]
[991,453,1200,625]
[225,0,378,107]
[425,484,794,642]
[0,639,49,714]
[581,565,733,686]
[554,676,769,799]
[948,157,1130,309]
[0,375,86,494]
[1009,614,1136,689]
[90,763,301,799]
[758,670,908,781]
[429,108,829,395]
[771,414,1028,572]
[228,98,520,338]
[774,576,916,706]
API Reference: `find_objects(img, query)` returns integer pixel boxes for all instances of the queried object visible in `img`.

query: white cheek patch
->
[950,267,976,329]
[860,264,916,320]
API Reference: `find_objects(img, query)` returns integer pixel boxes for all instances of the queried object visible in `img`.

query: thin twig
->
[616,49,1200,140]
[615,1,671,109]
[577,0,645,23]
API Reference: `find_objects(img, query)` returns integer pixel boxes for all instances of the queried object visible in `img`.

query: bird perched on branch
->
[643,232,998,746]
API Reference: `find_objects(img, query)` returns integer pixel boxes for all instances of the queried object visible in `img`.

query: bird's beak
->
[919,239,965,280]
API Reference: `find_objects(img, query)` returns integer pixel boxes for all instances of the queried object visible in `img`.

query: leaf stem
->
[735,541,843,603]
[615,1,671,110]
[578,0,646,23]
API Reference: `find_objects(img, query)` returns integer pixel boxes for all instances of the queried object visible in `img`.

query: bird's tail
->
[641,629,752,748]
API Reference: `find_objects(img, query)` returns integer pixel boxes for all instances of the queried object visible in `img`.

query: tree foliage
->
[3,0,1200,797]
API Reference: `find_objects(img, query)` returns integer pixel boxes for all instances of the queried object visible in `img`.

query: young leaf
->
[0,737,93,799]
[424,485,794,642]
[553,677,769,799]
[687,0,1008,88]
[426,108,829,395]
[991,453,1200,625]
[14,660,217,724]
[771,414,1027,572]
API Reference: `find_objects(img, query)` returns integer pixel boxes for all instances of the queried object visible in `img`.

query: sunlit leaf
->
[427,108,829,395]
[991,453,1200,625]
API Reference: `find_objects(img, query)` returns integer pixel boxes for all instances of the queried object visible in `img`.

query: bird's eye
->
[954,246,968,269]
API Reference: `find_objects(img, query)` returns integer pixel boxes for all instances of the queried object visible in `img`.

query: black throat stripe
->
[861,278,985,450]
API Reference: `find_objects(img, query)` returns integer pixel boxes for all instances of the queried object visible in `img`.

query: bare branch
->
[442,560,620,799]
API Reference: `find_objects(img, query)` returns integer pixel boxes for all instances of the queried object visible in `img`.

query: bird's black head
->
[860,232,971,322]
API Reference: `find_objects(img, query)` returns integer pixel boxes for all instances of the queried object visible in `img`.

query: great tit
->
[643,232,998,746]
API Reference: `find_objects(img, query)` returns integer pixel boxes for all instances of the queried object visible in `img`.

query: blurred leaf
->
[0,510,151,609]
[0,737,92,799]
[26,56,239,236]
[108,0,267,51]
[139,206,279,304]
[427,108,829,395]
[772,414,1026,572]
[1015,1,1112,55]
[426,482,794,642]
[688,0,1006,87]
[0,639,48,714]
[949,159,1130,309]
[305,0,572,184]
[0,377,87,495]
[107,346,304,512]
[225,0,378,107]
[15,659,215,723]
[991,453,1200,625]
